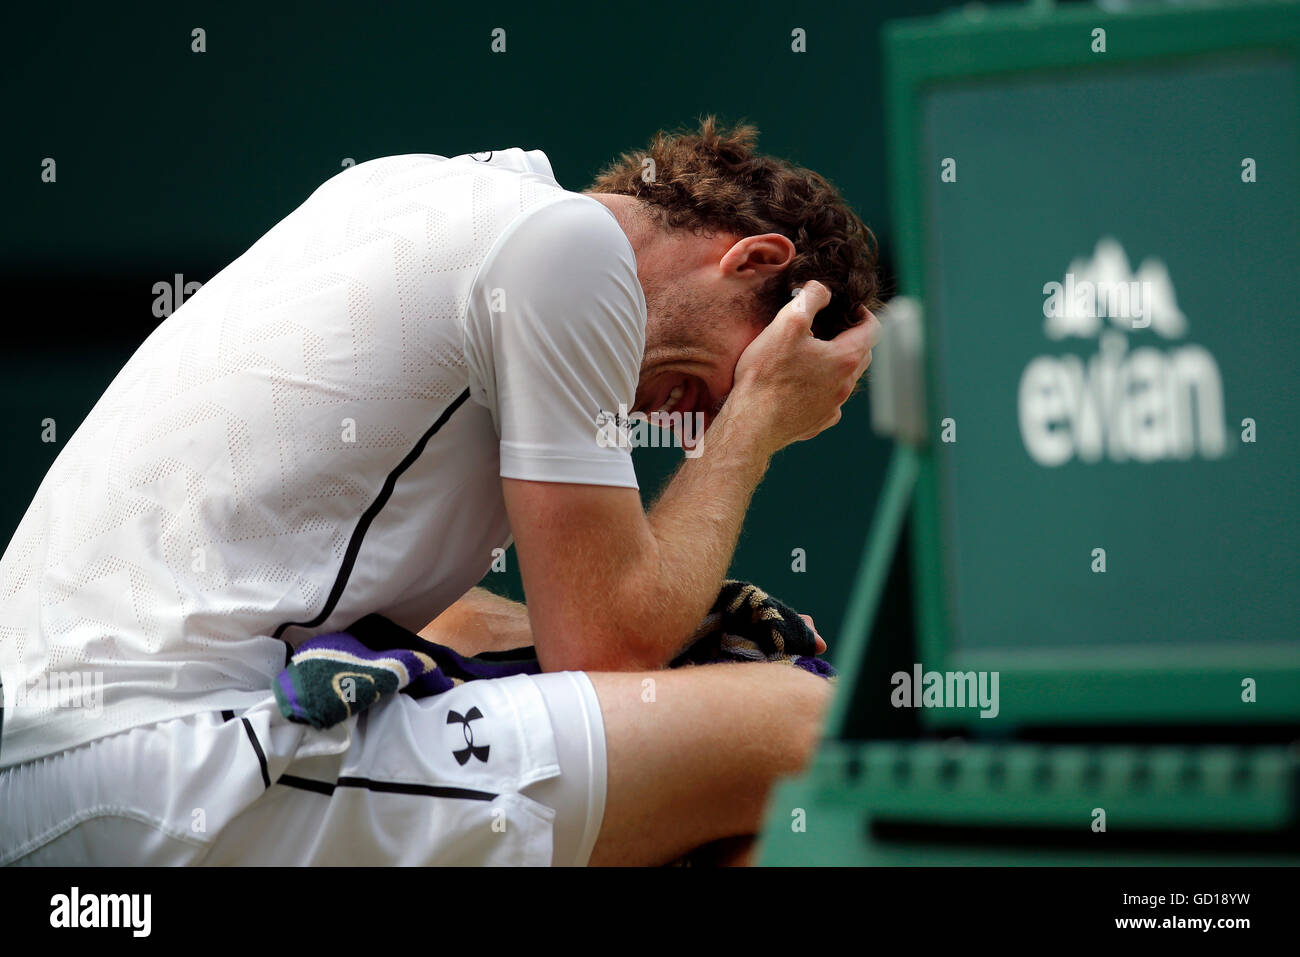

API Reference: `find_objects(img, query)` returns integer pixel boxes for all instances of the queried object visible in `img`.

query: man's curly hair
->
[587,115,881,340]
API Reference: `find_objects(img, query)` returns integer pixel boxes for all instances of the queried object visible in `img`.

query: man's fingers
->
[834,306,882,355]
[799,614,827,654]
[838,309,882,385]
[783,280,832,332]
[854,346,874,381]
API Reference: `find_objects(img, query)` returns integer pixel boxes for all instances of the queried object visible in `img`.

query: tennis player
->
[0,118,880,866]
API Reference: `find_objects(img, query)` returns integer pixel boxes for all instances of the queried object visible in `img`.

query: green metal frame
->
[761,741,1299,864]
[884,0,1300,730]
[823,445,920,740]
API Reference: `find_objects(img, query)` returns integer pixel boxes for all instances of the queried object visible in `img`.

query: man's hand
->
[728,281,880,455]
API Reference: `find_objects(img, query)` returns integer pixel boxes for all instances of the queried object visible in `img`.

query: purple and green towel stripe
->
[273,613,541,729]
[273,581,834,729]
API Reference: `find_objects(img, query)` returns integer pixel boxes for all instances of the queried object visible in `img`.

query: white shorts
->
[0,671,607,866]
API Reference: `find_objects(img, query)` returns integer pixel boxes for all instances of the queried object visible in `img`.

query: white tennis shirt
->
[0,149,646,768]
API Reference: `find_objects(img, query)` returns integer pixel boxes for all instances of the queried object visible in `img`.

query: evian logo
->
[1019,237,1226,466]
[1042,237,1187,339]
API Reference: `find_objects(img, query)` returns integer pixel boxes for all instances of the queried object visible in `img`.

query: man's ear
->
[720,233,796,282]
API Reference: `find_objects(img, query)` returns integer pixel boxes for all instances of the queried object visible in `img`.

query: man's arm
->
[506,282,878,673]
[505,403,772,672]
[419,587,533,657]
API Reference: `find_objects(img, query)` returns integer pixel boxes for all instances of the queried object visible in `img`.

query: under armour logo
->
[447,707,489,765]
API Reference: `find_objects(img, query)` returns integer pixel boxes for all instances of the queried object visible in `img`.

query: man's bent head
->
[584,116,881,423]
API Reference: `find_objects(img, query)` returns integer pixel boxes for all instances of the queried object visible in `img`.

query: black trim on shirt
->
[272,388,472,643]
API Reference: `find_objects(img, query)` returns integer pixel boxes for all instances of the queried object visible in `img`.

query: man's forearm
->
[419,587,533,656]
[631,400,778,664]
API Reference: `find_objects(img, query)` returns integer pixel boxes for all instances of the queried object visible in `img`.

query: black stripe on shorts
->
[241,717,271,789]
[277,774,497,802]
